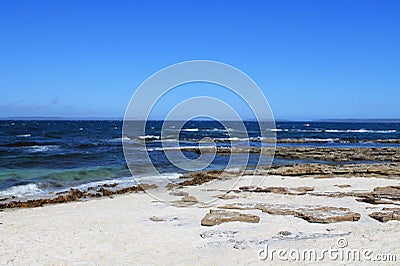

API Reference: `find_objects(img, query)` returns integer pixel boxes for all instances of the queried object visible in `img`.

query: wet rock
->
[189,146,400,163]
[265,162,400,178]
[272,147,400,163]
[261,163,400,179]
[101,183,119,188]
[179,170,224,186]
[201,209,260,226]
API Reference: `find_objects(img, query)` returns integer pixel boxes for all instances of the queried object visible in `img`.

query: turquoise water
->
[0,120,398,198]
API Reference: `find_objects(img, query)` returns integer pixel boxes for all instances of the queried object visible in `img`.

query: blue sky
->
[0,0,399,120]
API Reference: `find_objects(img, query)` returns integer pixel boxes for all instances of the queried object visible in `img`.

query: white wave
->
[212,137,250,142]
[291,129,323,133]
[138,135,160,140]
[71,176,138,192]
[0,183,43,198]
[302,138,341,143]
[155,138,177,142]
[325,129,396,133]
[135,173,182,183]
[106,136,133,143]
[17,133,31,138]
[203,128,228,132]
[109,137,123,142]
[71,173,182,191]
[147,145,215,152]
[268,128,290,132]
[181,128,199,132]
[28,145,58,153]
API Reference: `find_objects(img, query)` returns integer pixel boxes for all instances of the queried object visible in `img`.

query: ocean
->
[0,120,399,198]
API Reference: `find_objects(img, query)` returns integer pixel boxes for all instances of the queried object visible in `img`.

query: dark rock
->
[101,183,119,188]
[179,170,224,186]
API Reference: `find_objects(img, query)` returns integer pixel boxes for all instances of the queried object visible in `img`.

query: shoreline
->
[1,145,399,202]
[1,161,400,210]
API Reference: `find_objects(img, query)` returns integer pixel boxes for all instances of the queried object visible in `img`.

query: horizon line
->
[1,116,400,122]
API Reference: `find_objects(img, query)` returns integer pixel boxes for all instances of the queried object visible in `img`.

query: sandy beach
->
[1,167,399,265]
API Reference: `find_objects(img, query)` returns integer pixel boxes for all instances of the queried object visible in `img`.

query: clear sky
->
[0,0,399,120]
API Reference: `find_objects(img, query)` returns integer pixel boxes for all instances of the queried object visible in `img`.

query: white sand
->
[1,175,399,265]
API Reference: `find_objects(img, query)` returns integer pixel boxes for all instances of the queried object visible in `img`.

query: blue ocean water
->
[0,120,399,198]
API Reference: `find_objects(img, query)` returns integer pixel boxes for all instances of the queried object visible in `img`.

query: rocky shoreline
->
[0,183,157,209]
[189,146,400,162]
[1,158,400,264]
[2,161,399,224]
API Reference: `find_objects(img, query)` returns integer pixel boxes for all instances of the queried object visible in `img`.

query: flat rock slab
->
[201,210,260,226]
[296,206,361,223]
[355,186,400,205]
[260,162,400,177]
[238,186,314,195]
[219,203,361,223]
[372,186,400,200]
[369,208,400,222]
